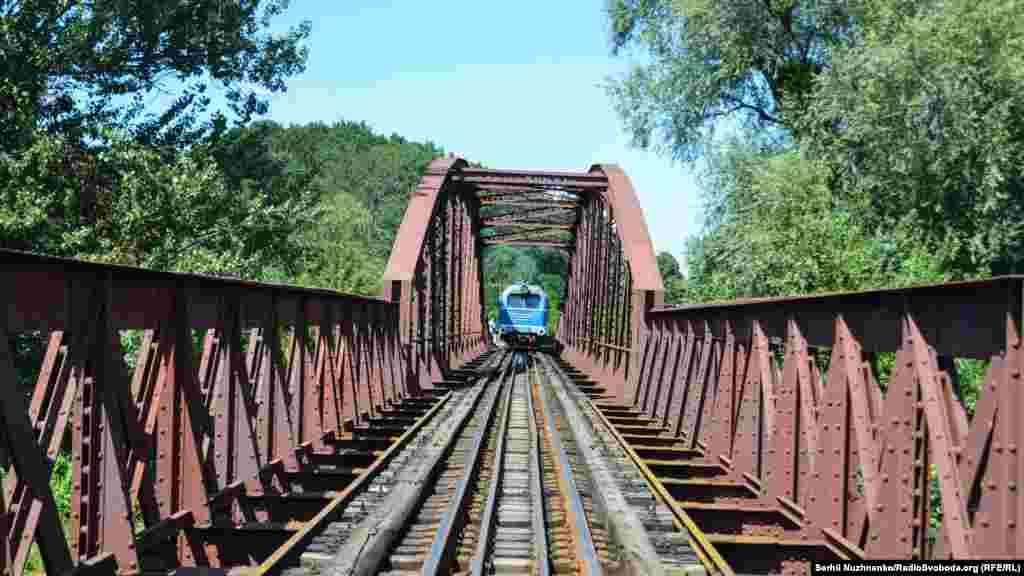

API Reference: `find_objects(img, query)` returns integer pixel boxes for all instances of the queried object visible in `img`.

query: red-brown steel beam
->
[480,240,574,249]
[482,228,573,244]
[559,163,663,401]
[383,157,488,392]
[483,222,575,230]
[478,200,578,210]
[596,274,1024,567]
[1,248,410,575]
[459,167,608,181]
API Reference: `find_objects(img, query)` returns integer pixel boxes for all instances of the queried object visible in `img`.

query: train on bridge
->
[495,281,557,353]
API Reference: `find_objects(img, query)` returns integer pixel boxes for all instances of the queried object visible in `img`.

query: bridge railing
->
[383,157,489,389]
[558,164,664,401]
[1,249,410,575]
[628,276,1024,560]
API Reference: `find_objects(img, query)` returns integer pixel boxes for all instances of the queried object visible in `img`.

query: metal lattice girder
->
[476,189,582,203]
[558,164,664,401]
[481,207,577,227]
[480,239,574,250]
[484,223,574,231]
[383,157,490,390]
[478,199,578,209]
[455,168,607,190]
[482,228,573,244]
[570,268,1024,566]
[2,248,412,575]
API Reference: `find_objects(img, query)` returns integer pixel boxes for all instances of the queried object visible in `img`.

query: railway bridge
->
[1,157,1021,575]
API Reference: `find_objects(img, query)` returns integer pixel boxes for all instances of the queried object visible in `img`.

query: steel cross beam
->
[483,222,575,231]
[480,239,574,250]
[482,227,573,244]
[481,206,577,227]
[478,199,578,209]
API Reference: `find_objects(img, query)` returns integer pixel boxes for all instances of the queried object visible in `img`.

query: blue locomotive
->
[496,282,549,348]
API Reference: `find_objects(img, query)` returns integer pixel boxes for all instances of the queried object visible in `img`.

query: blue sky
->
[260,1,704,263]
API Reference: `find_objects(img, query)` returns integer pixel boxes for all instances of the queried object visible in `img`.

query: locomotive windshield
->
[507,293,543,309]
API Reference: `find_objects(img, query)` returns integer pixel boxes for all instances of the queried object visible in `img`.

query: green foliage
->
[802,0,1024,277]
[0,0,311,150]
[0,129,319,278]
[213,120,445,296]
[683,143,933,301]
[605,0,859,161]
[656,251,687,304]
[610,0,1022,545]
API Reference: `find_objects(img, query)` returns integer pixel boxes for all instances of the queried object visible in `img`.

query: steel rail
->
[253,390,456,574]
[419,362,515,575]
[332,351,511,576]
[550,353,734,576]
[467,369,518,576]
[525,361,553,576]
[532,359,603,576]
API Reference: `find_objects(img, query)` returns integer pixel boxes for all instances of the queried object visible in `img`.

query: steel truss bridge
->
[1,157,1021,575]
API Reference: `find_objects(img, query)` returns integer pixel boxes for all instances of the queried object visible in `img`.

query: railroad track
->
[268,350,510,576]
[258,349,713,576]
[534,352,712,576]
[466,364,549,575]
[377,355,512,574]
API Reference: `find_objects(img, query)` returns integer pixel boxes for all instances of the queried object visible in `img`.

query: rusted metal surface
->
[382,157,489,393]
[558,164,665,406]
[1,248,416,575]
[384,158,664,417]
[568,274,1024,571]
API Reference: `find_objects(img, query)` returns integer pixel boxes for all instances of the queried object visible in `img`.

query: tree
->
[802,0,1024,278]
[0,129,320,277]
[681,142,929,302]
[656,251,681,279]
[211,120,446,296]
[0,0,311,151]
[605,0,858,161]
[656,251,687,304]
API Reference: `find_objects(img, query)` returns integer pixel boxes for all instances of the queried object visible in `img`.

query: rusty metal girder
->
[483,220,577,231]
[478,199,578,210]
[455,168,607,190]
[567,270,1024,565]
[476,189,582,203]
[477,193,581,208]
[382,157,489,392]
[459,167,608,180]
[481,240,574,250]
[482,227,573,244]
[559,164,664,402]
[459,177,605,190]
[480,206,576,226]
[1,248,411,575]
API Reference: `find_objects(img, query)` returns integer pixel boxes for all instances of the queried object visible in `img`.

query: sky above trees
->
[250,1,705,266]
